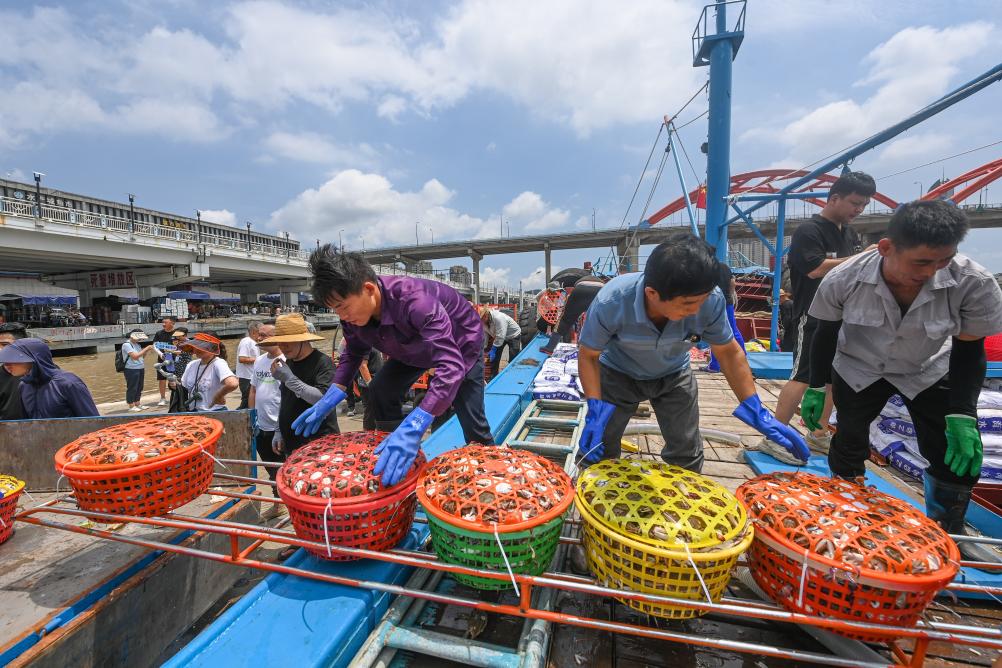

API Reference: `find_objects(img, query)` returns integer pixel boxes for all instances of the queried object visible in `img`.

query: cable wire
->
[619,122,666,230]
[877,139,1002,179]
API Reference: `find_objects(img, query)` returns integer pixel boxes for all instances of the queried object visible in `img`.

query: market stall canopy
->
[167,290,210,300]
[0,293,78,306]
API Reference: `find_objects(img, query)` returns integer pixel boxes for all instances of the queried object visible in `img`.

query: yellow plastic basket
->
[575,460,753,619]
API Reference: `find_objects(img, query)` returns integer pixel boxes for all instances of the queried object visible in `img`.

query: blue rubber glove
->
[579,399,616,464]
[373,407,435,486]
[488,346,499,364]
[733,395,810,463]
[291,385,346,437]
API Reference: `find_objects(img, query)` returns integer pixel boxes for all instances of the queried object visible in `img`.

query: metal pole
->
[128,193,136,239]
[415,222,420,245]
[33,171,43,221]
[666,129,699,235]
[769,197,786,351]
[246,221,252,254]
[704,0,733,262]
[195,210,203,249]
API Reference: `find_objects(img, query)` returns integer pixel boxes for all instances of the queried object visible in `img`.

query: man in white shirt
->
[248,324,285,493]
[235,321,262,409]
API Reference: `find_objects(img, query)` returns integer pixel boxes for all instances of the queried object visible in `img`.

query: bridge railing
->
[0,197,312,262]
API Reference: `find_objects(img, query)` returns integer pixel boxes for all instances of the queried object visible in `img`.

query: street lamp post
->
[427,225,434,244]
[339,229,345,252]
[506,221,510,238]
[914,181,924,200]
[246,221,253,254]
[415,221,420,245]
[128,193,136,239]
[195,210,203,250]
[360,236,365,253]
[285,231,291,261]
[316,238,320,251]
[32,171,45,222]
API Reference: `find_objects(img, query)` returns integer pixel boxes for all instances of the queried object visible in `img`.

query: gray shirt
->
[809,250,1002,399]
[484,309,521,347]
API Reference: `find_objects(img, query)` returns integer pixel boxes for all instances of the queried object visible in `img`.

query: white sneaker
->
[129,406,142,413]
[752,437,807,466]
[157,399,168,407]
[805,430,832,455]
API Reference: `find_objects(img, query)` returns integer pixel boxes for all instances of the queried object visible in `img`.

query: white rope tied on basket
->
[200,446,230,472]
[492,521,520,596]
[797,547,810,608]
[683,543,713,604]
[323,498,334,558]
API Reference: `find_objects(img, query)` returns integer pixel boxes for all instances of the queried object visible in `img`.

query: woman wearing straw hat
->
[293,247,493,486]
[178,332,238,412]
[121,329,158,412]
[258,313,340,454]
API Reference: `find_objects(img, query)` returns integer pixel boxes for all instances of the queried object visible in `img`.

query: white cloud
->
[268,170,582,249]
[3,168,27,181]
[503,192,570,232]
[877,133,952,165]
[742,22,995,166]
[199,209,238,226]
[0,1,705,147]
[263,131,379,166]
[486,141,497,152]
[481,267,511,285]
[519,266,556,290]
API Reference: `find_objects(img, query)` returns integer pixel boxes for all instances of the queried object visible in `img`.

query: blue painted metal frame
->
[166,335,552,668]
[0,488,255,666]
[747,352,1002,381]
[667,131,700,236]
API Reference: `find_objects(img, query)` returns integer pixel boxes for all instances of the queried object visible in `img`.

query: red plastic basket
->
[737,473,959,641]
[276,431,424,561]
[54,416,224,517]
[0,475,25,545]
[536,289,567,326]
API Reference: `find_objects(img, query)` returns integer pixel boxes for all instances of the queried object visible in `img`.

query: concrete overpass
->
[360,204,1002,280]
[0,198,505,307]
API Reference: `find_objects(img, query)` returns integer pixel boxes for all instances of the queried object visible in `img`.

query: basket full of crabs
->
[575,460,753,619]
[0,474,26,545]
[276,431,425,561]
[736,472,959,641]
[416,445,574,590]
[54,416,224,517]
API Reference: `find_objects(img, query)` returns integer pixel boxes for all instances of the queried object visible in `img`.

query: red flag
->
[695,185,707,209]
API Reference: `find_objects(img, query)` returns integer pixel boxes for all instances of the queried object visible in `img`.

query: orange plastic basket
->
[54,416,224,517]
[0,475,25,545]
[536,289,567,326]
[736,472,959,641]
[276,431,424,561]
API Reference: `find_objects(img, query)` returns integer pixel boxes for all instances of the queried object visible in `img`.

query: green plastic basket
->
[424,512,565,590]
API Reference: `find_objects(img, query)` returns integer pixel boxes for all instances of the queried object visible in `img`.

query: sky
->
[2,0,1002,290]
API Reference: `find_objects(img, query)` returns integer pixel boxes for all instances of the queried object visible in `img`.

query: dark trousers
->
[238,377,251,409]
[599,363,704,472]
[488,337,522,377]
[556,281,603,339]
[368,357,494,444]
[124,368,144,404]
[254,429,283,494]
[829,370,976,486]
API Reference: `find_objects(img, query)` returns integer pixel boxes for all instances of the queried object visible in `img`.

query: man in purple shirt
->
[293,246,493,485]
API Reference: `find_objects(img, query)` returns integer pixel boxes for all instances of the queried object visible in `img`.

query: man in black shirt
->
[260,313,340,454]
[769,171,876,460]
[0,323,27,420]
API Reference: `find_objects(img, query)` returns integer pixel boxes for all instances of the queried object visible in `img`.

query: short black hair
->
[175,326,189,334]
[644,231,720,300]
[887,200,969,250]
[309,244,378,304]
[829,171,876,200]
[0,322,27,339]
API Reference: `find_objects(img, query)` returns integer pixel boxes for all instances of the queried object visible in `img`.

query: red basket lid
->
[416,445,573,532]
[277,431,425,505]
[737,473,959,584]
[536,289,567,326]
[55,416,223,471]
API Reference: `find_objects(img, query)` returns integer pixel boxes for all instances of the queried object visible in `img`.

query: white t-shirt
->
[251,352,284,431]
[236,336,260,379]
[181,357,236,411]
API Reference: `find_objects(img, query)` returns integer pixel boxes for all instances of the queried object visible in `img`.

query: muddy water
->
[54,329,341,405]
